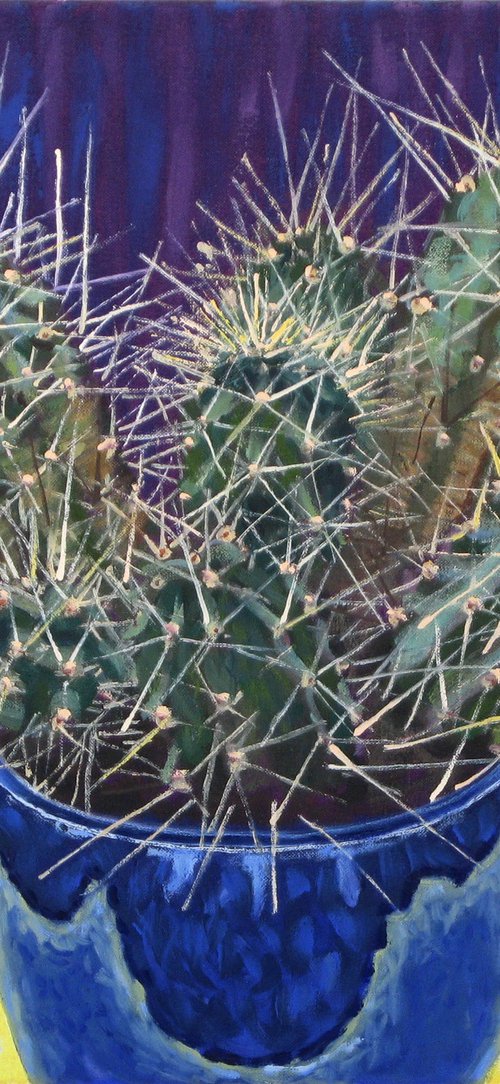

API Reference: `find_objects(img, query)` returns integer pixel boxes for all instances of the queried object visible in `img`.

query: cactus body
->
[386,170,500,538]
[0,103,498,832]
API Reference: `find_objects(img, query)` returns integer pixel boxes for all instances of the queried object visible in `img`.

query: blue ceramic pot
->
[0,761,499,1084]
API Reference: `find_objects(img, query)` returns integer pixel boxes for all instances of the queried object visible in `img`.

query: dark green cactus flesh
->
[0,121,498,833]
[0,262,145,807]
[385,168,500,536]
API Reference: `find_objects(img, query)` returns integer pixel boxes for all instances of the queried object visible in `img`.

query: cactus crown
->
[0,58,499,847]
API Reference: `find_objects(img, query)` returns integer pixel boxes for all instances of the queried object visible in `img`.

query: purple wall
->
[0,2,497,276]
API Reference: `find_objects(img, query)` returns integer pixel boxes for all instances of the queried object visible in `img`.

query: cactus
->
[344,468,500,804]
[0,61,498,842]
[0,258,146,800]
[126,218,418,827]
[130,166,499,828]
[382,168,500,540]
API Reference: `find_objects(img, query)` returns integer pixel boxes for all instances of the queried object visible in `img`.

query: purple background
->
[0,1,497,277]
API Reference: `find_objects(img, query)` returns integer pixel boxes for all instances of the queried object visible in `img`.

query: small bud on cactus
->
[301,671,316,688]
[340,234,355,252]
[52,707,72,730]
[455,174,476,193]
[64,597,81,617]
[464,596,482,614]
[482,669,500,688]
[379,290,398,311]
[470,354,485,373]
[421,560,440,581]
[170,769,191,794]
[202,569,220,589]
[62,660,78,679]
[304,264,320,282]
[96,689,114,704]
[279,561,297,574]
[303,437,316,454]
[411,295,433,315]
[227,748,245,770]
[97,436,117,454]
[216,526,236,542]
[436,429,451,449]
[0,590,9,609]
[387,606,408,629]
[155,705,173,729]
[36,326,57,344]
[214,691,232,707]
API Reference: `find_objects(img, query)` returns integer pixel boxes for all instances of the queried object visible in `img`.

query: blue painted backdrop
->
[0,1,497,280]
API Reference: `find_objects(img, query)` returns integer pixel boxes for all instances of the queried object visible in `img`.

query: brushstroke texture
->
[0,2,496,276]
[0,763,499,1075]
[1,822,500,1084]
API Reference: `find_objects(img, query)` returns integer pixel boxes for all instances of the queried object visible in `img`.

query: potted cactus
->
[0,69,499,1084]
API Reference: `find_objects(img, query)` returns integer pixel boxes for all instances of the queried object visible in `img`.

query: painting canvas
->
[0,2,498,1082]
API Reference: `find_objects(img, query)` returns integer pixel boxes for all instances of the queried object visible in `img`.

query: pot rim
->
[1,756,499,852]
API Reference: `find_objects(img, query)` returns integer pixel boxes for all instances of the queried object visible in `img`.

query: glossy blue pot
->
[0,761,499,1084]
